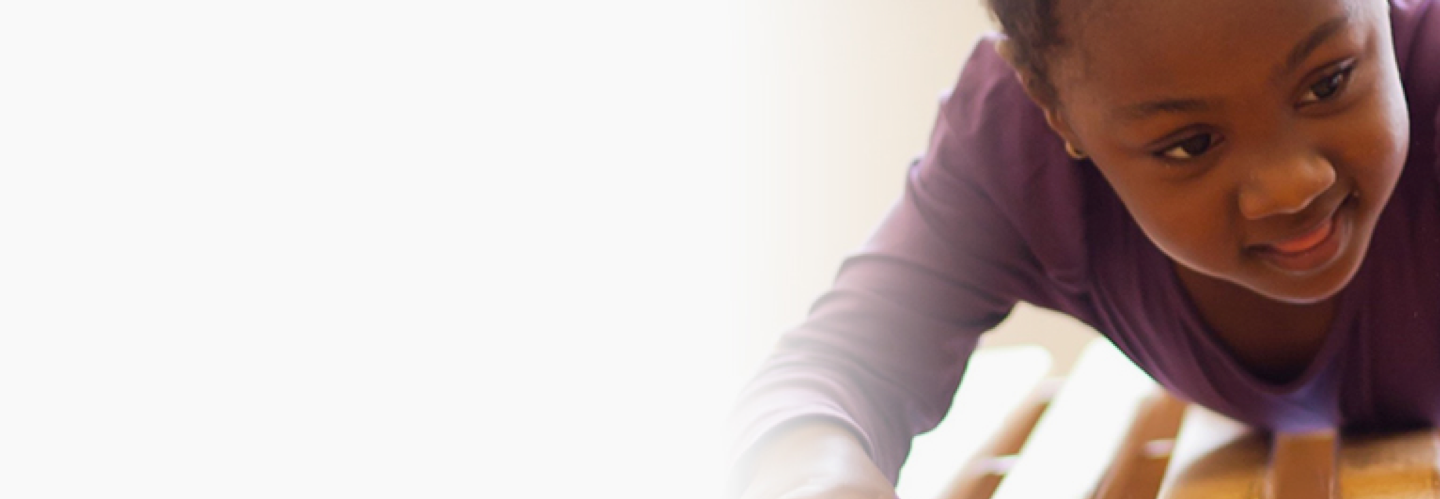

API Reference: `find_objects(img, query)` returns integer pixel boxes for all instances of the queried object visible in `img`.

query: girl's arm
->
[729,36,1082,497]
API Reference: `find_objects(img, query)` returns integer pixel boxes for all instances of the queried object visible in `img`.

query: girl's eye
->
[1299,65,1354,104]
[1159,134,1217,160]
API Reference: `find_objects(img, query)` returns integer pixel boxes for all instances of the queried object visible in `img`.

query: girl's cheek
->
[1324,105,1401,178]
[1360,111,1406,174]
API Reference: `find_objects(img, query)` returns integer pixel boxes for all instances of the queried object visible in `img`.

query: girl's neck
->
[1174,263,1337,384]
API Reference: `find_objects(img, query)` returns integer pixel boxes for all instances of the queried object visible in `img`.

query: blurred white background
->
[0,1,1092,498]
[733,1,1097,382]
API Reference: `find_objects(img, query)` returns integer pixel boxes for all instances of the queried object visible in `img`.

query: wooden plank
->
[1160,409,1440,498]
[1092,390,1188,499]
[1157,405,1268,499]
[1337,429,1440,498]
[934,376,1060,499]
[1268,429,1338,499]
[988,339,1160,499]
[895,346,1051,499]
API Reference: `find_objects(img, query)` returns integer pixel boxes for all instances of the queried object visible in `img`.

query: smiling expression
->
[1041,0,1409,304]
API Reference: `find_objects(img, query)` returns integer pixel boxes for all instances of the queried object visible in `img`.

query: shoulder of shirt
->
[1391,0,1440,167]
[1393,0,1440,112]
[924,34,1100,294]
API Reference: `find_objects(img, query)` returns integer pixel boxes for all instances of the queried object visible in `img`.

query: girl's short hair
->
[984,0,1067,104]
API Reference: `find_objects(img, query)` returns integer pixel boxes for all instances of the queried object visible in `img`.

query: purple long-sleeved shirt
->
[732,0,1440,484]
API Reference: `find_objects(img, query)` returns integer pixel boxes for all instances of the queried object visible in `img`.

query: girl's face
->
[1049,0,1408,304]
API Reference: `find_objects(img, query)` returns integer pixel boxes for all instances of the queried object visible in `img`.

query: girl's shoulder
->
[1391,0,1440,170]
[1393,0,1440,108]
[918,35,1106,295]
[1392,0,1436,19]
[929,34,1082,200]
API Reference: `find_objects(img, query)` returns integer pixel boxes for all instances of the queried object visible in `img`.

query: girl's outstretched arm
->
[729,36,1084,498]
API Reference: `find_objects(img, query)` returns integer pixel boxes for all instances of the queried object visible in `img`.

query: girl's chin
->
[1251,281,1348,305]
[1245,254,1364,305]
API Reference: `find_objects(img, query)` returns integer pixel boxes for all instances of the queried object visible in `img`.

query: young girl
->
[729,0,1440,497]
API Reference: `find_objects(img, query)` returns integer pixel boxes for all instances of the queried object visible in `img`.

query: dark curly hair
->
[983,0,1069,105]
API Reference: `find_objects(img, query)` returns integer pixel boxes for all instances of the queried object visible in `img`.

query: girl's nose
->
[1237,155,1336,220]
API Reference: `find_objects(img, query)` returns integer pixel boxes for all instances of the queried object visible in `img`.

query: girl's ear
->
[1034,99,1084,158]
[996,38,1085,155]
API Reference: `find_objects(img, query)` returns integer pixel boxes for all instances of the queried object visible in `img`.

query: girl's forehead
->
[1054,0,1377,108]
[1065,0,1363,37]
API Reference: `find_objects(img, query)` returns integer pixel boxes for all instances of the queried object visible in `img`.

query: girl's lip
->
[1268,217,1335,255]
[1252,201,1350,273]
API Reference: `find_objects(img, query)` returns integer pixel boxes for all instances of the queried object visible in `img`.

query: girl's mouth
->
[1270,217,1334,254]
[1252,198,1351,274]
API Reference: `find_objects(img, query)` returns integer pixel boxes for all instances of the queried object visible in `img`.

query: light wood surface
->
[1158,406,1440,498]
[895,346,1051,499]
[1337,429,1440,498]
[905,340,1440,499]
[936,377,1061,499]
[988,340,1160,499]
[1092,391,1188,499]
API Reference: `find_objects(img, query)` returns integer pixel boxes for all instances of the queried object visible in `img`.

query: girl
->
[730,0,1440,498]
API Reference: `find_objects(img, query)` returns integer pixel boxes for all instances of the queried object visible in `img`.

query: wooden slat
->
[1092,390,1188,499]
[988,339,1160,499]
[935,376,1061,499]
[1338,429,1440,498]
[895,346,1051,499]
[1268,429,1337,499]
[1160,407,1440,498]
[1157,405,1269,498]
[921,350,1440,499]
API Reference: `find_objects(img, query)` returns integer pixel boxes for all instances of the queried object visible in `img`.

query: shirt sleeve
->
[728,36,1086,484]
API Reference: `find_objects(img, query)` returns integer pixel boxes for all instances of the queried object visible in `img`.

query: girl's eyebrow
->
[1112,13,1353,124]
[1276,13,1352,79]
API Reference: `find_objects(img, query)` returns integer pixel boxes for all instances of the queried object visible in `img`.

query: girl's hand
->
[736,420,898,499]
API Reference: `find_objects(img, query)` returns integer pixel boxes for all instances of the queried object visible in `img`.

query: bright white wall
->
[734,1,1099,384]
[4,2,742,498]
[0,2,1096,499]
